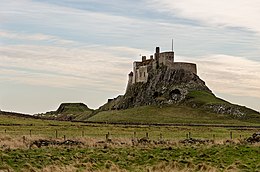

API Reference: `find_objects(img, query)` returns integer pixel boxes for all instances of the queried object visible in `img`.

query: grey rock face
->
[98,66,259,118]
[101,67,212,110]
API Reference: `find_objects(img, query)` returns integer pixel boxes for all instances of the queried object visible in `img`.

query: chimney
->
[156,47,160,54]
[142,56,146,62]
[155,47,160,61]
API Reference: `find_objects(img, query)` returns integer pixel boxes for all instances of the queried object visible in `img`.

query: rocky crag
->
[99,66,258,117]
[103,67,210,109]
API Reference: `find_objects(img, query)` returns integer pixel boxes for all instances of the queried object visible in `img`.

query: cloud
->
[147,0,260,34]
[0,30,75,45]
[179,55,260,98]
[2,0,260,60]
[0,0,140,34]
[0,44,148,92]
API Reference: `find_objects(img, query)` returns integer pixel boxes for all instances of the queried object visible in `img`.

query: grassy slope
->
[87,91,260,125]
[0,113,78,126]
[185,90,228,105]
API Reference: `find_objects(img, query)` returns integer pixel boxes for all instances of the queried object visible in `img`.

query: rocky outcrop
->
[246,133,260,143]
[100,66,212,110]
[98,66,259,118]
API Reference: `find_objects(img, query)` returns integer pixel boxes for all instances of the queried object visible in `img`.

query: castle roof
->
[128,71,133,76]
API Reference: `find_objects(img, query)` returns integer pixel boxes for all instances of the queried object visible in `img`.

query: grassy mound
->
[88,91,260,125]
[36,103,93,121]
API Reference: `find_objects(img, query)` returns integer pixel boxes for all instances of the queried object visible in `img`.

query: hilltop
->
[88,68,259,125]
[87,47,260,124]
[36,103,93,121]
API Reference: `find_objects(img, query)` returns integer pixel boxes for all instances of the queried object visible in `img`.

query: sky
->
[1,0,260,114]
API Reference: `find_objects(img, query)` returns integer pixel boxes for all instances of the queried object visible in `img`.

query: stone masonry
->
[127,47,197,88]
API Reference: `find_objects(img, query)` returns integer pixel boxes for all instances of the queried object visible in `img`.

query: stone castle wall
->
[129,47,197,85]
[170,62,197,75]
[135,66,148,83]
[158,52,174,66]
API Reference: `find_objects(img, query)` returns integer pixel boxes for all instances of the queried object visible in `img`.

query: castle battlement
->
[127,47,197,88]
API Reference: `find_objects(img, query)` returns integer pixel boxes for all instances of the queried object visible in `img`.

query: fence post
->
[146,132,149,138]
[188,132,191,138]
[213,134,215,140]
[82,131,84,137]
[4,129,6,133]
[55,130,58,139]
[230,131,233,140]
[23,136,26,144]
[63,135,66,141]
[134,132,136,138]
[30,130,32,137]
[186,133,189,139]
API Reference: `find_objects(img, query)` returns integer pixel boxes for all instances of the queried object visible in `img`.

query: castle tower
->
[155,47,160,69]
[126,71,134,90]
[155,47,160,60]
[142,56,146,62]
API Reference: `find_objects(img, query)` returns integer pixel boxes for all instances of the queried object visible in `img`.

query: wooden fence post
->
[23,136,26,144]
[230,131,233,140]
[55,130,58,139]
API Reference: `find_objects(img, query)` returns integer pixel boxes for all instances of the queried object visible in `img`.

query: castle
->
[127,47,197,87]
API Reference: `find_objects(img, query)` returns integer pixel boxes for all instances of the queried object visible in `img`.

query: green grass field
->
[0,112,260,171]
[1,114,259,140]
[1,144,259,171]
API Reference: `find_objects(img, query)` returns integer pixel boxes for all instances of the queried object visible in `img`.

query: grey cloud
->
[0,44,143,92]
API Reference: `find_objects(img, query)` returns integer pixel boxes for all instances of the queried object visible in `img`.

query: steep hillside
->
[89,67,260,124]
[36,103,93,121]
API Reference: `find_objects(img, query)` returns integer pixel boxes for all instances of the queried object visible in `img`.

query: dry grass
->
[1,133,259,172]
[1,133,257,150]
[147,161,218,172]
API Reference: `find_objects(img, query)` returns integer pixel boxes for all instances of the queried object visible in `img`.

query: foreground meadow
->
[0,114,259,171]
[0,144,260,171]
